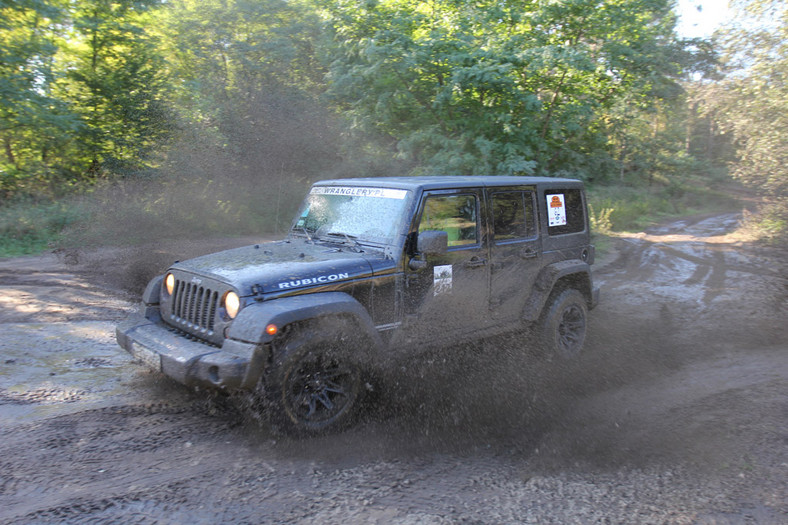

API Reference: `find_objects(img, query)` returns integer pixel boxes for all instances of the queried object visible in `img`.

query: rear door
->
[487,187,542,320]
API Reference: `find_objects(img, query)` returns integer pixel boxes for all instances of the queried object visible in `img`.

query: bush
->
[587,178,741,232]
[0,199,87,257]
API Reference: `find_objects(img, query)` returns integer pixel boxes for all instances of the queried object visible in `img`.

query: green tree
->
[61,0,173,180]
[1,0,174,196]
[0,0,81,198]
[124,0,364,237]
[703,0,788,235]
[321,0,692,179]
[153,0,382,187]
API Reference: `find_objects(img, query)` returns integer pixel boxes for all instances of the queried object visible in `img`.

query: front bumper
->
[116,313,266,390]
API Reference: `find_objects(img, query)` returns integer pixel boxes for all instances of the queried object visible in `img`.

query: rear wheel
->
[260,328,362,435]
[539,289,588,359]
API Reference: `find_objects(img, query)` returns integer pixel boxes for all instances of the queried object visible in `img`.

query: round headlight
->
[223,291,241,319]
[165,273,175,296]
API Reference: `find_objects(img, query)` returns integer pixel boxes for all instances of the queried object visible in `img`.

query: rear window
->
[545,189,586,235]
[491,191,537,241]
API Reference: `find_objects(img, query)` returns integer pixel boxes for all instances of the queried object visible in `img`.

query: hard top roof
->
[312,176,583,192]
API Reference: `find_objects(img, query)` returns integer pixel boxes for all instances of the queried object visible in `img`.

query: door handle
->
[520,248,538,259]
[465,256,487,268]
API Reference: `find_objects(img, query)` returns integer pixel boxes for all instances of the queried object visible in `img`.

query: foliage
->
[700,0,788,238]
[587,177,740,232]
[0,197,86,256]
[1,0,770,253]
[0,0,80,198]
[321,0,700,180]
[61,0,174,180]
[0,0,173,199]
[153,0,403,189]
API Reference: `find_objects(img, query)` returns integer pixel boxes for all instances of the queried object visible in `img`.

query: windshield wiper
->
[292,227,314,243]
[321,231,364,252]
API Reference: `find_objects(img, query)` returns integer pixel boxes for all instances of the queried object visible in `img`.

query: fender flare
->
[522,259,594,322]
[142,275,163,305]
[226,291,383,348]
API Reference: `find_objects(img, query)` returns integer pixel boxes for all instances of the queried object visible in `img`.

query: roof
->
[312,176,584,192]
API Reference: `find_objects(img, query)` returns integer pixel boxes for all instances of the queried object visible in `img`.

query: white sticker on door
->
[547,194,567,227]
[434,265,453,295]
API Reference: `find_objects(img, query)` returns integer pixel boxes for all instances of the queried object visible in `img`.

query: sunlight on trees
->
[699,0,788,236]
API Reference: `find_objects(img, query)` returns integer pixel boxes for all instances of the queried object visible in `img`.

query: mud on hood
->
[170,239,382,295]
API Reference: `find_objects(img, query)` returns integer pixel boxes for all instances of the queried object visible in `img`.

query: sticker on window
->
[547,194,567,227]
[434,265,453,295]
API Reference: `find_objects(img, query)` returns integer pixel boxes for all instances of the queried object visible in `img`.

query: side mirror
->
[417,230,448,256]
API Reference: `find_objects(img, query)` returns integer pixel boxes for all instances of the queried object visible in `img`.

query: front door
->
[403,188,491,342]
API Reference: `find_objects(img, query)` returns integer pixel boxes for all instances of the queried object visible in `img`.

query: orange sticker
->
[550,195,563,207]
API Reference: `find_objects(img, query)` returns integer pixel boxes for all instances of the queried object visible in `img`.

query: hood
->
[170,239,390,296]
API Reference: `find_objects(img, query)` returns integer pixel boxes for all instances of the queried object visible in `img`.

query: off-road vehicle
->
[117,176,599,434]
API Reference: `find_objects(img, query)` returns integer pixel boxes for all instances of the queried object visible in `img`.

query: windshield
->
[291,186,411,246]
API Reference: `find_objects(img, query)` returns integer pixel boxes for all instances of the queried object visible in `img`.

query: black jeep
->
[116,176,599,434]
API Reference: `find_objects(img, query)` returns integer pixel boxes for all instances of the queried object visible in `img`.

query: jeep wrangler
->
[116,176,599,434]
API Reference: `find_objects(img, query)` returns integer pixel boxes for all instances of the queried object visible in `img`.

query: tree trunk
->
[4,136,17,168]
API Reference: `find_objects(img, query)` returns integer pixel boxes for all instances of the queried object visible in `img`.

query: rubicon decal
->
[278,273,350,289]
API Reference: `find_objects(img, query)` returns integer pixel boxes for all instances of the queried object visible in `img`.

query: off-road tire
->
[259,327,362,436]
[539,288,588,359]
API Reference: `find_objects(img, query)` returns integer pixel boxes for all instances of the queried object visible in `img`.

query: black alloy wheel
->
[540,288,588,359]
[282,351,359,427]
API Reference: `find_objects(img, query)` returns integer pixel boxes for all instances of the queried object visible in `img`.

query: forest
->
[0,0,786,254]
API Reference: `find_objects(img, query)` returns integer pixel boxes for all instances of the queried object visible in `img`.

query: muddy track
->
[0,213,786,523]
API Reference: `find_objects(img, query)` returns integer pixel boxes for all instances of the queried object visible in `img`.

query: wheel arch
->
[522,259,595,322]
[226,291,384,349]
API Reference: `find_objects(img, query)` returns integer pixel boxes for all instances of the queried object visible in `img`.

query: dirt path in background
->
[0,214,786,523]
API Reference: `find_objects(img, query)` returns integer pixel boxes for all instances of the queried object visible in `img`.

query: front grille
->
[169,279,220,334]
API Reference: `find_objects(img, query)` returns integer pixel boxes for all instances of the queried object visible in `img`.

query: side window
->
[492,191,536,241]
[545,189,586,235]
[418,194,478,247]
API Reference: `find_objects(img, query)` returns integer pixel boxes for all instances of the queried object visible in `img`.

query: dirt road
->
[1,214,786,523]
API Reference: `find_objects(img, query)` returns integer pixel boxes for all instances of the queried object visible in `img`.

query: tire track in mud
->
[595,214,787,343]
[1,390,786,523]
[0,402,245,523]
[0,384,94,406]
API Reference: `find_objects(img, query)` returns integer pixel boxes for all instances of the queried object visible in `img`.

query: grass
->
[584,176,749,260]
[586,177,744,234]
[0,198,88,257]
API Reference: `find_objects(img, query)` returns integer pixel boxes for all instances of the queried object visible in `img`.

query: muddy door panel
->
[488,189,541,320]
[404,189,490,342]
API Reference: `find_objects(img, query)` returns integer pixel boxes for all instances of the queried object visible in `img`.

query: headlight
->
[223,291,241,319]
[164,273,175,296]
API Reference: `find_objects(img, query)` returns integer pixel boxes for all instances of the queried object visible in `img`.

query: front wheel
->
[539,289,588,359]
[259,329,362,435]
